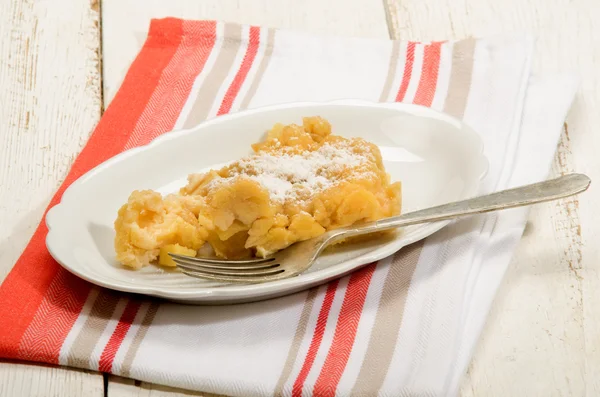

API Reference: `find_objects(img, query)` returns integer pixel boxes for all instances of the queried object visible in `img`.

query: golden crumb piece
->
[114,190,207,269]
[303,116,332,142]
[158,244,197,267]
[251,116,332,153]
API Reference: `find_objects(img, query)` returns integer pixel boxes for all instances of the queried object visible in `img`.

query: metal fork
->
[170,173,591,284]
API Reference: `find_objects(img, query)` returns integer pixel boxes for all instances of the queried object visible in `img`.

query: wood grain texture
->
[108,376,227,397]
[0,361,104,397]
[0,0,104,395]
[385,0,599,396]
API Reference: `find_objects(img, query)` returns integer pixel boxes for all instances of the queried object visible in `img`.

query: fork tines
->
[168,253,284,282]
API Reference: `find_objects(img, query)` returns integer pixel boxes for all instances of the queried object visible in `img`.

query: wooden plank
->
[0,361,104,397]
[0,0,105,395]
[108,376,226,397]
[101,1,388,395]
[385,0,598,396]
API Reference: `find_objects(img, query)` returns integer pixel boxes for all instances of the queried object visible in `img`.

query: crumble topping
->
[206,140,376,204]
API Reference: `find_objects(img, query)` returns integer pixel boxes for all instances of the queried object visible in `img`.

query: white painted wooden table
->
[1,0,598,396]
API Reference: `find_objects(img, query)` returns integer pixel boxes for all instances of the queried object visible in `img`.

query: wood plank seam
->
[0,0,104,394]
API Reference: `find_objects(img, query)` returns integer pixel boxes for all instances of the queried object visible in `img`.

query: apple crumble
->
[114,116,401,269]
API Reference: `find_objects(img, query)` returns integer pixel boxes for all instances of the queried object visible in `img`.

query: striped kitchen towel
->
[0,18,577,397]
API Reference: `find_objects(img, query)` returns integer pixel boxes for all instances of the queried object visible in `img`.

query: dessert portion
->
[114,116,401,270]
[114,192,207,269]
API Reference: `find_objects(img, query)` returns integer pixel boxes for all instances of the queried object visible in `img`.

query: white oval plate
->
[46,101,488,304]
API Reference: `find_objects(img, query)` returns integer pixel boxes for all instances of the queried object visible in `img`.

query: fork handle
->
[334,173,590,240]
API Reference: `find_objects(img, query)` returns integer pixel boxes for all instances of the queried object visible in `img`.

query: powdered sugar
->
[251,174,293,202]
[207,141,373,203]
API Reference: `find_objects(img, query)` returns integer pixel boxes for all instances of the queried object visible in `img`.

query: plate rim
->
[45,99,488,302]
